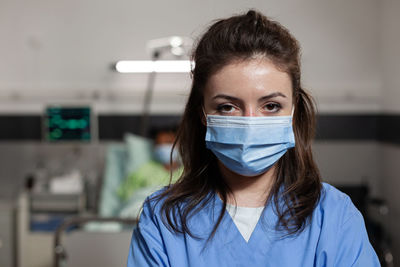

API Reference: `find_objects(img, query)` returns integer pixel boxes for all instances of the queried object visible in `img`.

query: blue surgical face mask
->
[154,143,179,165]
[205,111,295,176]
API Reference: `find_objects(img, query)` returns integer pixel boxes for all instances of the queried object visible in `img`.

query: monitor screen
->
[44,106,91,142]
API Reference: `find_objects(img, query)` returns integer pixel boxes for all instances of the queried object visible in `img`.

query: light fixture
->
[113,35,193,136]
[115,60,193,73]
[147,36,192,57]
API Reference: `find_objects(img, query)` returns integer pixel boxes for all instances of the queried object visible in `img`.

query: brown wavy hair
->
[152,9,321,240]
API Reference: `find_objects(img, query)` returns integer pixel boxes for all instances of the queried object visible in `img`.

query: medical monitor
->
[44,106,91,142]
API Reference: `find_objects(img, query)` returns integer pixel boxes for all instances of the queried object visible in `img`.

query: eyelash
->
[217,104,237,114]
[263,102,282,113]
[216,102,282,114]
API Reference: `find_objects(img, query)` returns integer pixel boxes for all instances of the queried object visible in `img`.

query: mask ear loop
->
[291,105,295,117]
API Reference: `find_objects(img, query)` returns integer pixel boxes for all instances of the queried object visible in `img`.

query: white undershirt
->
[226,204,265,242]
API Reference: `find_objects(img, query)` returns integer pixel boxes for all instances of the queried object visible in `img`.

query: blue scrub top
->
[127,183,380,267]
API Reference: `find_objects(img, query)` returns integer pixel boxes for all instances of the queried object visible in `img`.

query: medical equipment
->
[44,106,92,142]
[51,130,178,266]
[53,217,137,267]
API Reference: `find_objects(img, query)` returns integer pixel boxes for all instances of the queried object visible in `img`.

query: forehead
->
[155,131,176,144]
[204,59,292,98]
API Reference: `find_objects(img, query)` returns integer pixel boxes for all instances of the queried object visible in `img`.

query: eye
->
[263,102,281,113]
[217,104,237,114]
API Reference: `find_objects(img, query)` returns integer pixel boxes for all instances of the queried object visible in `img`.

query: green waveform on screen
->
[46,107,91,141]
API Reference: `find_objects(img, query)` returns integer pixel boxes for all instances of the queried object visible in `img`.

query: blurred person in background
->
[118,125,182,202]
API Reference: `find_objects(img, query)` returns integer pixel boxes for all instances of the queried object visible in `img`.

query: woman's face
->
[203,59,293,117]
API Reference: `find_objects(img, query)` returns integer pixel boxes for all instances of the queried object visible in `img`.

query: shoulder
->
[315,182,361,227]
[140,186,217,234]
[139,186,186,226]
[313,184,380,266]
[128,188,173,266]
[319,182,351,205]
[134,187,172,239]
[141,186,169,216]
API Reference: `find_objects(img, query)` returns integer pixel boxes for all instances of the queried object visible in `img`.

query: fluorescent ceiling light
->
[115,60,193,73]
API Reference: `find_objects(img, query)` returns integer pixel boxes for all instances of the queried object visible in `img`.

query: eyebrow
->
[212,92,287,102]
[258,92,287,102]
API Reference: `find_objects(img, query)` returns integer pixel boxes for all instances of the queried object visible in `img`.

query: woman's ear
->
[200,111,207,126]
[199,107,207,126]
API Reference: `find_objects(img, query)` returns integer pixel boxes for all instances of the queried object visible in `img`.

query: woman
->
[127,10,380,267]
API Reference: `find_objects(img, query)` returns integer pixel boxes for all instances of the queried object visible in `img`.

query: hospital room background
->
[0,0,399,266]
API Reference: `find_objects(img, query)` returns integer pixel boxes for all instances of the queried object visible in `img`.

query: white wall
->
[313,141,382,196]
[381,0,400,113]
[0,0,381,114]
[381,0,400,262]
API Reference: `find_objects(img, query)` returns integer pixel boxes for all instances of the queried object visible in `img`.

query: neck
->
[218,162,275,208]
